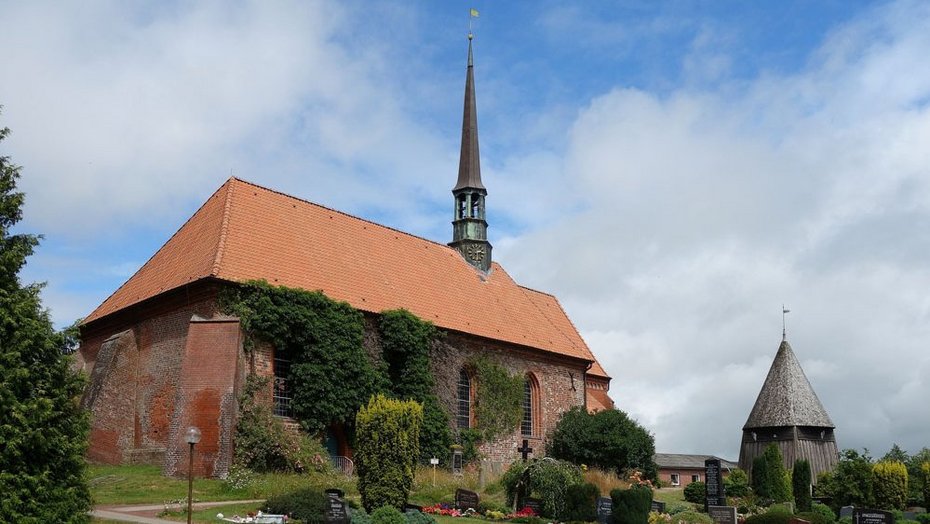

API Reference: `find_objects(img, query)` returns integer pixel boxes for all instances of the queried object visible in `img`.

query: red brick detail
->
[164,317,240,478]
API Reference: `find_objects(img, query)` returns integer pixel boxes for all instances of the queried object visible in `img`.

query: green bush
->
[753,455,770,499]
[922,462,930,507]
[838,516,852,524]
[817,449,874,511]
[371,506,406,524]
[671,511,713,524]
[683,481,705,504]
[356,395,423,512]
[914,515,930,524]
[745,511,792,524]
[501,458,584,518]
[547,407,658,480]
[265,488,327,523]
[797,512,834,524]
[810,502,835,522]
[665,501,694,515]
[793,459,813,512]
[404,510,437,524]
[562,483,600,522]
[873,461,908,510]
[725,468,751,497]
[752,445,791,503]
[610,485,652,524]
[352,508,372,524]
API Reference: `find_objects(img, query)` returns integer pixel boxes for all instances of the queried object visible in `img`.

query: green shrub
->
[562,483,600,522]
[810,502,835,522]
[838,516,852,524]
[683,481,705,504]
[797,512,834,524]
[753,455,770,499]
[872,461,908,510]
[817,449,875,511]
[725,468,751,497]
[352,508,372,524]
[793,459,813,512]
[665,501,694,515]
[745,511,792,524]
[404,510,437,524]
[914,515,930,524]
[610,485,652,524]
[922,462,930,507]
[672,511,714,524]
[371,506,406,524]
[356,395,423,512]
[265,488,327,523]
[501,458,584,518]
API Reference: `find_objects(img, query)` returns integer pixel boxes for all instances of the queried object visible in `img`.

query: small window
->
[670,473,680,486]
[273,356,293,418]
[692,474,700,483]
[457,196,467,219]
[457,369,472,429]
[471,193,481,218]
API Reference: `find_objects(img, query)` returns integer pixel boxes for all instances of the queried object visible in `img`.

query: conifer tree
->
[0,114,91,523]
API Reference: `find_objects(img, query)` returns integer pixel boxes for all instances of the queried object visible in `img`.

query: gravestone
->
[903,512,917,522]
[455,488,480,511]
[452,449,464,477]
[522,497,543,516]
[596,496,613,524]
[324,489,349,524]
[707,505,738,524]
[704,458,726,511]
[840,507,854,520]
[404,504,423,513]
[651,501,667,513]
[852,508,894,524]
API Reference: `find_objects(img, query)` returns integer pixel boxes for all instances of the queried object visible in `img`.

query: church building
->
[76,36,613,478]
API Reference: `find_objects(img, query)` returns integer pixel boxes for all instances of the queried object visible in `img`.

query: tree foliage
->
[816,449,875,511]
[610,485,652,524]
[355,395,422,512]
[470,356,525,443]
[0,116,91,522]
[222,281,387,433]
[872,461,908,511]
[793,459,813,512]
[547,406,658,480]
[752,444,791,503]
[501,458,584,518]
[724,468,751,498]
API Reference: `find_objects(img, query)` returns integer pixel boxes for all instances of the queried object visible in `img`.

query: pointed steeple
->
[449,33,492,272]
[743,339,834,429]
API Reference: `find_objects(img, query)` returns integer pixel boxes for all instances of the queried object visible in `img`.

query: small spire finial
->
[782,305,791,341]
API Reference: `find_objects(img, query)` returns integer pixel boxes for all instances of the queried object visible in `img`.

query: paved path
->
[91,499,264,523]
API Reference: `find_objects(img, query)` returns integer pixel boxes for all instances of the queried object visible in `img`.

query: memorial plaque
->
[522,497,543,516]
[455,488,480,511]
[651,501,667,513]
[840,507,854,519]
[853,508,894,524]
[708,505,738,524]
[596,497,613,524]
[704,459,726,511]
[324,490,349,524]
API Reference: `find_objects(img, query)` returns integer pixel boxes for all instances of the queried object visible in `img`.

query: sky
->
[2,0,929,461]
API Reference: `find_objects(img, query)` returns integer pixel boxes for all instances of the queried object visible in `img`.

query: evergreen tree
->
[793,459,813,512]
[0,115,91,523]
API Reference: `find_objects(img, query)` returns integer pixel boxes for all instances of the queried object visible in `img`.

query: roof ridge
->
[518,284,557,299]
[230,176,465,255]
[211,178,236,275]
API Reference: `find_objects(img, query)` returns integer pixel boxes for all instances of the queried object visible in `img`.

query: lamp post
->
[185,426,201,524]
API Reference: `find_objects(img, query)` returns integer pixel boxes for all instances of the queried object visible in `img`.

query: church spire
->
[450,32,492,272]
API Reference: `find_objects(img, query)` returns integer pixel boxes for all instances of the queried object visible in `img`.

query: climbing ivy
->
[378,309,451,463]
[470,356,525,443]
[222,280,387,433]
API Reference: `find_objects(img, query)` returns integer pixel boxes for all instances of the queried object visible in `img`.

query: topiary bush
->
[793,459,813,512]
[610,485,652,524]
[265,488,327,523]
[356,395,423,512]
[683,481,705,504]
[872,461,908,510]
[371,506,406,524]
[501,458,584,518]
[561,482,600,522]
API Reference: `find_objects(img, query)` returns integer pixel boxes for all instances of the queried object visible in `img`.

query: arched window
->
[457,195,467,219]
[522,373,541,437]
[273,354,293,418]
[470,193,481,218]
[457,368,472,429]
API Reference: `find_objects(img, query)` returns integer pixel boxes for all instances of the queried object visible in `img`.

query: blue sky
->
[3,0,929,460]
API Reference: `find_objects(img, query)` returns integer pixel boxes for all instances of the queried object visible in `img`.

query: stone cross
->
[517,439,533,462]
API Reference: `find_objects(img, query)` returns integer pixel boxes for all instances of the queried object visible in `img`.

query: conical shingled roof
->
[743,340,834,429]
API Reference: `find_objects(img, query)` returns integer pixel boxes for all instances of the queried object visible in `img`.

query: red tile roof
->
[586,388,615,412]
[85,178,609,379]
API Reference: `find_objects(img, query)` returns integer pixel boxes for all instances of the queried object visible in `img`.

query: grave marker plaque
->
[704,458,726,511]
[455,488,480,511]
[708,505,738,524]
[324,489,349,524]
[651,501,667,513]
[522,497,543,516]
[839,507,854,520]
[853,508,894,524]
[596,497,613,524]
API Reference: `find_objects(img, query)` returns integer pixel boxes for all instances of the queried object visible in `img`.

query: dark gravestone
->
[840,507,854,520]
[324,489,349,524]
[455,488,480,511]
[596,497,613,524]
[651,501,667,513]
[522,497,543,516]
[404,504,423,513]
[704,459,726,511]
[853,508,894,524]
[708,506,738,524]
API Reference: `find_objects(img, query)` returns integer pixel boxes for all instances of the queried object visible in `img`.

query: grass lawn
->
[653,487,686,504]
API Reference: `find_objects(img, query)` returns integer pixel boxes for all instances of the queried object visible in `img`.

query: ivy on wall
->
[470,356,525,443]
[222,280,387,433]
